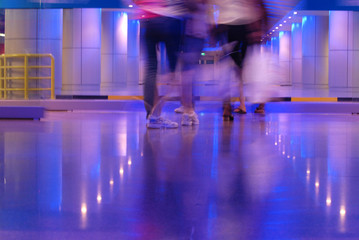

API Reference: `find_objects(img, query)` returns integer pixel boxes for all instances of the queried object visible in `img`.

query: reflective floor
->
[1,103,359,239]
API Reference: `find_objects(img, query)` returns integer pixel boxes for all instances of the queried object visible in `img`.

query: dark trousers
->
[141,16,183,117]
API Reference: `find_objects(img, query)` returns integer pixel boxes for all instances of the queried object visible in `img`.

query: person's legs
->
[233,67,247,114]
[181,37,203,112]
[227,25,248,114]
[142,19,160,118]
[180,36,204,125]
[150,17,183,117]
[142,17,182,128]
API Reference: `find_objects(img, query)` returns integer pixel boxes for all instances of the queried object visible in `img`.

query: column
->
[126,18,140,85]
[5,9,62,98]
[302,14,329,85]
[101,11,129,90]
[63,9,101,93]
[329,11,359,88]
[291,21,302,85]
[279,30,291,85]
[271,36,280,55]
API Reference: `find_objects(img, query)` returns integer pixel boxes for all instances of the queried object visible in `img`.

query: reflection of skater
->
[140,127,199,239]
[210,0,268,118]
[134,0,184,128]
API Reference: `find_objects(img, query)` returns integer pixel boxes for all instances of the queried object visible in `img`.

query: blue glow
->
[211,116,219,179]
[327,158,339,177]
[209,201,217,219]
[91,162,101,178]
[279,31,284,38]
[302,16,308,27]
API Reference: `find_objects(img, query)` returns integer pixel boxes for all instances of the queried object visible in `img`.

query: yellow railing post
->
[4,55,7,99]
[0,55,3,99]
[50,55,55,99]
[24,55,29,99]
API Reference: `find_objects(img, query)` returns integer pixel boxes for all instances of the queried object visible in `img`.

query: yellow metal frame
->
[0,54,55,99]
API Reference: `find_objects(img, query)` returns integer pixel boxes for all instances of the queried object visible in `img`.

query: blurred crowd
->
[133,0,276,129]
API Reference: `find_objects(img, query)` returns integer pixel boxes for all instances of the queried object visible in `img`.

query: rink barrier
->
[55,95,359,102]
[0,54,55,99]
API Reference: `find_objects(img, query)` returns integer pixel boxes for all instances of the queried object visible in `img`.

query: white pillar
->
[63,9,101,92]
[279,31,291,85]
[302,14,329,86]
[329,11,359,88]
[5,9,62,98]
[127,19,140,86]
[291,21,302,85]
[101,11,129,90]
[101,11,140,89]
[271,36,280,55]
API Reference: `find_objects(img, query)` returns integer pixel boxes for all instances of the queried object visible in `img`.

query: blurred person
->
[134,0,186,128]
[210,0,268,119]
[179,0,209,126]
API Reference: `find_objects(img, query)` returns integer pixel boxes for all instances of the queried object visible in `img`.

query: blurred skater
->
[134,0,186,128]
[210,0,268,119]
[179,0,209,126]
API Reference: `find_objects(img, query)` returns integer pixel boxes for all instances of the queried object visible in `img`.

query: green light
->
[201,52,205,56]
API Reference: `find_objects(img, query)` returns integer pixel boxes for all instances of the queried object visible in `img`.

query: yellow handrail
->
[0,53,55,99]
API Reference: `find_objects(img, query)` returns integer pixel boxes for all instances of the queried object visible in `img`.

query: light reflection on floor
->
[0,106,359,239]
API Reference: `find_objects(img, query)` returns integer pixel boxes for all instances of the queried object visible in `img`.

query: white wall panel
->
[101,54,113,86]
[38,39,63,90]
[62,48,82,85]
[291,22,302,59]
[114,12,128,55]
[329,11,348,50]
[302,57,315,84]
[82,9,101,49]
[101,11,114,54]
[348,51,359,87]
[82,49,101,85]
[315,57,329,85]
[5,9,63,96]
[127,56,140,85]
[329,51,348,87]
[5,9,37,39]
[291,59,302,84]
[316,16,329,57]
[38,9,63,40]
[4,39,37,54]
[351,12,359,50]
[302,16,316,57]
[113,55,128,85]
